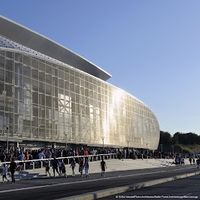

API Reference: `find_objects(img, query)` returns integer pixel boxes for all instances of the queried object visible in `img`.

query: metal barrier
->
[0,153,117,171]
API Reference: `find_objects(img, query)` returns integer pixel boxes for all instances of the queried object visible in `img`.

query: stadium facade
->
[0,16,160,150]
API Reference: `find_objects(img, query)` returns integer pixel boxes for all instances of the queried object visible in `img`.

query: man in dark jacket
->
[10,157,17,183]
[52,157,59,177]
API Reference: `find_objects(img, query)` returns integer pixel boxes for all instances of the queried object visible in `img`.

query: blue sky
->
[0,0,200,135]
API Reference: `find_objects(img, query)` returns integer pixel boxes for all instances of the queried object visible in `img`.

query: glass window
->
[14,87,20,100]
[5,71,12,83]
[75,85,79,94]
[70,75,74,82]
[46,74,52,84]
[65,90,70,97]
[32,127,38,137]
[23,65,31,77]
[5,84,12,97]
[0,99,3,110]
[52,77,58,87]
[0,69,4,81]
[32,117,38,126]
[59,79,64,88]
[15,53,22,62]
[5,59,14,71]
[54,87,58,97]
[32,80,38,91]
[6,51,13,59]
[39,71,45,82]
[39,94,45,106]
[0,81,4,94]
[80,79,84,87]
[65,72,69,80]
[59,89,64,95]
[46,64,52,74]
[0,51,5,56]
[0,56,5,69]
[75,77,79,85]
[19,88,23,101]
[15,63,22,75]
[38,61,45,72]
[39,82,45,93]
[85,81,89,88]
[65,81,69,90]
[70,83,74,91]
[23,77,31,90]
[23,55,31,66]
[46,96,52,107]
[32,92,38,104]
[53,97,58,109]
[85,89,89,96]
[39,128,45,137]
[81,87,84,95]
[33,106,38,117]
[46,84,51,95]
[51,67,56,76]
[51,86,55,97]
[39,106,45,118]
[32,68,38,80]
[32,59,38,69]
[58,70,64,79]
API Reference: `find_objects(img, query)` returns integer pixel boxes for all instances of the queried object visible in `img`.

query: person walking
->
[100,157,106,177]
[189,157,192,165]
[78,158,84,177]
[52,157,59,177]
[196,157,200,169]
[83,157,89,178]
[9,158,17,183]
[70,158,76,176]
[58,160,62,175]
[44,160,51,177]
[61,161,67,177]
[2,163,9,182]
[193,158,195,165]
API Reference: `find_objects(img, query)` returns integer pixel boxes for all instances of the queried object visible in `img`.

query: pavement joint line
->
[56,170,200,200]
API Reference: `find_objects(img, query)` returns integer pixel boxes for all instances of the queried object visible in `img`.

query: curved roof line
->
[0,15,111,81]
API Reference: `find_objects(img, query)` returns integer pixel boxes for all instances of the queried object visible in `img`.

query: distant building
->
[0,16,159,149]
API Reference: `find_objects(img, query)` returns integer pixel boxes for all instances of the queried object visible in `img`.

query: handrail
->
[0,153,117,170]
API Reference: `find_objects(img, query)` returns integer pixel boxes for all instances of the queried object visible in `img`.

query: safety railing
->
[0,153,117,171]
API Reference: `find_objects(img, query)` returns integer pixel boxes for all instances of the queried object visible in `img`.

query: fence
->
[0,153,117,171]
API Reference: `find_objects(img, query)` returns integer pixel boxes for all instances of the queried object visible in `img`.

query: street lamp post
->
[127,140,130,159]
[102,136,104,150]
[2,90,9,153]
[146,143,149,159]
[160,144,163,159]
[171,145,174,157]
[6,126,8,153]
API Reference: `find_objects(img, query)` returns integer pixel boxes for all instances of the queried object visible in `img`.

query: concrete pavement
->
[0,160,199,200]
[0,158,192,182]
[26,158,178,176]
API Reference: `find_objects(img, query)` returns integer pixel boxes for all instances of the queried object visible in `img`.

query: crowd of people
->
[0,145,117,163]
[0,153,107,183]
[2,144,200,183]
[0,144,171,164]
[0,145,113,183]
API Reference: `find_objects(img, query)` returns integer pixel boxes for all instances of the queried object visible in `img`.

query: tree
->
[159,131,172,145]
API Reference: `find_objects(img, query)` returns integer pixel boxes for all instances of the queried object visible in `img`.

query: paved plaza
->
[0,158,191,183]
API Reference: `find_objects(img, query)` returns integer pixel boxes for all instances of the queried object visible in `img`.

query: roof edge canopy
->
[0,15,111,81]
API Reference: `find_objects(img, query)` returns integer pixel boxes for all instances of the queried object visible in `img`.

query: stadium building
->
[0,16,160,150]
